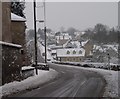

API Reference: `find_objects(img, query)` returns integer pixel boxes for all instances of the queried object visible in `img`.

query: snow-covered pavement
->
[55,64,119,97]
[0,68,58,97]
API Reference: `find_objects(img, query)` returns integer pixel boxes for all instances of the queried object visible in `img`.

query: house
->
[0,2,29,84]
[48,45,63,60]
[11,13,30,66]
[74,31,85,41]
[80,40,93,58]
[63,39,93,59]
[55,32,72,46]
[56,48,85,62]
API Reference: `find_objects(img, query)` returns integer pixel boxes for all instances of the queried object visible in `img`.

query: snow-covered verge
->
[0,69,58,98]
[54,63,119,97]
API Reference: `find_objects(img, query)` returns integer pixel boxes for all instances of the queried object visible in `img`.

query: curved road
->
[9,63,106,98]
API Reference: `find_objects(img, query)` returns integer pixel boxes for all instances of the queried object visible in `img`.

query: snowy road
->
[9,63,106,97]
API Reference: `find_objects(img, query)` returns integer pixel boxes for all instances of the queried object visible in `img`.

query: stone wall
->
[2,2,12,43]
[11,22,26,45]
[11,21,30,66]
[2,44,22,85]
[22,69,34,79]
[0,1,2,41]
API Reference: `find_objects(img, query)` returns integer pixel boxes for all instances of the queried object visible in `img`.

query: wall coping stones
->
[0,41,22,48]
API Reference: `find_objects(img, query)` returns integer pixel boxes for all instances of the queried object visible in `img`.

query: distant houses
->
[44,30,94,62]
[55,32,72,46]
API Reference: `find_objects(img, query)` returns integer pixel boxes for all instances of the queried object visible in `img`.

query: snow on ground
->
[0,68,58,97]
[22,66,35,70]
[55,63,119,97]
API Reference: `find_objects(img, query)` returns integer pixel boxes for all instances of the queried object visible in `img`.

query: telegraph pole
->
[33,0,38,75]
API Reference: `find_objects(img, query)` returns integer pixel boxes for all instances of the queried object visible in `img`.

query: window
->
[79,58,81,61]
[20,49,24,55]
[67,58,69,61]
[67,50,70,54]
[79,50,82,54]
[73,50,76,54]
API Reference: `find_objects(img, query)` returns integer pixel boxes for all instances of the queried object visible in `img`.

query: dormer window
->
[79,50,82,54]
[73,50,76,54]
[67,50,70,54]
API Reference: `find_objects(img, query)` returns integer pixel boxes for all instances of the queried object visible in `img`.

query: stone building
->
[11,13,30,66]
[0,2,29,85]
[81,40,93,58]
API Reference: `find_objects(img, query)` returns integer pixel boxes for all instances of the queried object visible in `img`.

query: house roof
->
[63,39,90,48]
[57,48,85,57]
[11,13,26,22]
[81,40,89,46]
[93,44,118,53]
[58,39,68,45]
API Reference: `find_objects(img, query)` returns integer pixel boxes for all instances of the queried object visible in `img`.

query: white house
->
[56,48,85,62]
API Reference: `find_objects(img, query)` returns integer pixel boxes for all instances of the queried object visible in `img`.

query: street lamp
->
[36,1,47,66]
[36,20,44,23]
[43,1,47,64]
[37,19,47,64]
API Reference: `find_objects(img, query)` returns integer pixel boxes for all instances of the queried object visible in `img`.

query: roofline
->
[11,20,26,22]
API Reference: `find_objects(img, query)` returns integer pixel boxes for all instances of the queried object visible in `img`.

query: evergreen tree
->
[11,0,25,18]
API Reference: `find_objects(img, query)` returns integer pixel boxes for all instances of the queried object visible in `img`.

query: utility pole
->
[33,0,38,75]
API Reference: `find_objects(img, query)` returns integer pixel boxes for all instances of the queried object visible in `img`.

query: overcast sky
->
[24,2,118,31]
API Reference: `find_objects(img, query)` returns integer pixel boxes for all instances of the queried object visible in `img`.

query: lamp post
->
[43,1,47,64]
[36,1,47,64]
[33,0,38,75]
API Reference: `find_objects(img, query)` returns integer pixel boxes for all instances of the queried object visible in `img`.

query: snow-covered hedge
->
[53,61,120,71]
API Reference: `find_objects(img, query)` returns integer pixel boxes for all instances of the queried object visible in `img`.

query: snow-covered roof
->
[63,40,90,48]
[81,40,89,46]
[49,45,63,50]
[57,48,85,57]
[51,50,56,54]
[103,44,118,52]
[11,13,26,22]
[93,44,118,53]
[71,41,80,48]
[0,41,22,48]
